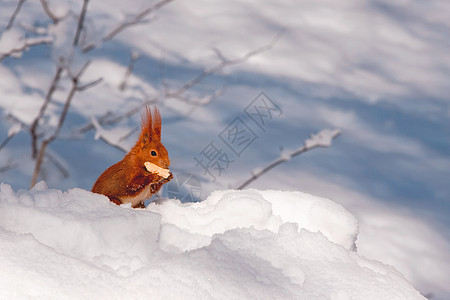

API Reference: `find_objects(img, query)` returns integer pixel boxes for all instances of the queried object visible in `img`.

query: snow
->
[7,122,21,137]
[0,183,424,299]
[1,0,449,299]
[304,129,341,149]
[0,28,52,60]
[0,28,23,53]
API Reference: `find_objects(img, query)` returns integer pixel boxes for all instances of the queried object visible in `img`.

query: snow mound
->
[0,182,424,299]
[150,189,358,252]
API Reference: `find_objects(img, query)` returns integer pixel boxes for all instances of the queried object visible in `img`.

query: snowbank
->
[0,182,424,299]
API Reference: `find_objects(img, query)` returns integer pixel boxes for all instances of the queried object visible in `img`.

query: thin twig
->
[6,0,26,29]
[90,116,130,153]
[77,77,103,91]
[237,129,340,189]
[0,161,18,173]
[39,0,61,23]
[102,0,173,43]
[0,135,15,152]
[119,51,140,91]
[166,30,284,102]
[0,37,52,63]
[82,0,174,52]
[98,136,128,153]
[159,50,170,94]
[118,127,139,143]
[74,97,159,135]
[73,0,89,47]
[75,31,283,136]
[31,62,64,158]
[0,122,21,152]
[30,61,100,187]
[46,151,70,178]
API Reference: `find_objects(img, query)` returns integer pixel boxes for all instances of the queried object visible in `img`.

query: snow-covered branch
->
[0,34,52,63]
[237,129,341,189]
[82,0,175,52]
[72,31,282,153]
[39,0,63,23]
[30,61,102,188]
[90,116,129,153]
[165,30,284,105]
[30,62,64,159]
[6,0,26,30]
[0,123,22,153]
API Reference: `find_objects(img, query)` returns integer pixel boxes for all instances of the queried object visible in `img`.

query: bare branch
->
[119,51,140,91]
[102,16,158,44]
[237,129,341,189]
[159,50,170,95]
[118,127,139,143]
[74,97,159,135]
[6,0,26,30]
[0,36,53,63]
[211,47,227,63]
[0,161,17,173]
[102,0,173,43]
[97,136,128,153]
[0,135,15,153]
[77,77,103,91]
[76,31,282,139]
[170,85,226,107]
[166,30,284,103]
[31,62,64,158]
[0,122,21,153]
[30,139,50,187]
[30,61,97,188]
[82,0,174,52]
[39,0,62,23]
[90,116,129,153]
[46,151,70,178]
[73,0,90,47]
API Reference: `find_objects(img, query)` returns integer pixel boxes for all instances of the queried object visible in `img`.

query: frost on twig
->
[0,31,52,62]
[304,129,341,149]
[237,129,341,189]
[8,123,22,137]
[164,30,284,106]
[75,31,282,137]
[0,123,22,153]
[82,0,175,52]
[91,116,130,153]
[30,61,102,188]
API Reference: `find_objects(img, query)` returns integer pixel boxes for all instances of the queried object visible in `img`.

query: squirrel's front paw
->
[127,175,151,194]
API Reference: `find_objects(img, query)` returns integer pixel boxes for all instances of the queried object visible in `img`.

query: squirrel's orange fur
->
[92,107,172,208]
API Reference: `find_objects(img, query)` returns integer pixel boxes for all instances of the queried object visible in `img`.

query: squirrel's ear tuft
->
[152,107,161,141]
[139,106,153,145]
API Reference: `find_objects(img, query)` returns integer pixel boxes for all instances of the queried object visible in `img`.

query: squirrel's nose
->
[161,160,170,169]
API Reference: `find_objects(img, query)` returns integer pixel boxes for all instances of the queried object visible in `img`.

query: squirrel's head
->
[132,106,170,169]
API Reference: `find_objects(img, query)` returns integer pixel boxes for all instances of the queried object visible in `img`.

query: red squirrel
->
[92,107,172,208]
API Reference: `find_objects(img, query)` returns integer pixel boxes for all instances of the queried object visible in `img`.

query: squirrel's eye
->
[151,150,157,156]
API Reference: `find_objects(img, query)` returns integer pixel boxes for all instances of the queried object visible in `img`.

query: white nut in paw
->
[144,162,170,178]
